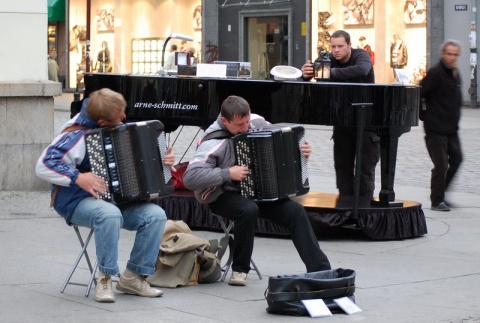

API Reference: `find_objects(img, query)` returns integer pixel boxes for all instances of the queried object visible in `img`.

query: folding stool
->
[60,225,98,297]
[213,214,263,281]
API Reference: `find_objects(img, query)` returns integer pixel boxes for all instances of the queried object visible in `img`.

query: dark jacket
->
[327,48,375,83]
[390,40,408,67]
[420,59,462,135]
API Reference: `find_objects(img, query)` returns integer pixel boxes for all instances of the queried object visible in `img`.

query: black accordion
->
[85,120,174,204]
[233,124,309,201]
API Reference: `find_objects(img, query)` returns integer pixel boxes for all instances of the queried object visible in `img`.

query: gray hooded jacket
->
[183,113,269,204]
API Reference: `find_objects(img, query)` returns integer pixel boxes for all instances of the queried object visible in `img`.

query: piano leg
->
[373,126,411,207]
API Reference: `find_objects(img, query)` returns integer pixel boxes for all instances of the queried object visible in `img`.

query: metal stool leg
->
[61,226,98,296]
[214,215,262,281]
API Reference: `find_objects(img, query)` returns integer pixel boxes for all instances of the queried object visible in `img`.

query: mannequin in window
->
[359,36,374,65]
[97,41,111,73]
[390,34,408,77]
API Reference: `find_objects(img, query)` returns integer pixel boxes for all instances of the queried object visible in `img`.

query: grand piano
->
[80,73,427,240]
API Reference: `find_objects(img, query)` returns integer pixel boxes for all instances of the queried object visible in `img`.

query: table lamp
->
[159,33,193,75]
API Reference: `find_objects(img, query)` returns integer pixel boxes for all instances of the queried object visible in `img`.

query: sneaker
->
[116,274,163,297]
[228,271,247,286]
[95,275,115,303]
[431,202,451,212]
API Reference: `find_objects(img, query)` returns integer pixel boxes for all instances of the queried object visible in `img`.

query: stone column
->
[0,81,62,191]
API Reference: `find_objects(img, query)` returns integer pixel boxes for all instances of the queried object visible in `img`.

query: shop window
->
[131,38,166,75]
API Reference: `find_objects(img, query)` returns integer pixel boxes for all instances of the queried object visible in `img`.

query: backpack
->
[146,220,231,287]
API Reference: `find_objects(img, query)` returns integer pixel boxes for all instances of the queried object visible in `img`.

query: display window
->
[67,0,202,90]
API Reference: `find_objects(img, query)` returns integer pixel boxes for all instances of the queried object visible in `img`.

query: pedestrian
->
[48,53,59,82]
[36,88,176,302]
[183,95,331,286]
[420,39,463,211]
[301,29,378,202]
[164,44,178,70]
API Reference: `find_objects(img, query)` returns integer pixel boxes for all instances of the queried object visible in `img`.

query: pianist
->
[301,29,379,202]
[36,88,175,303]
[183,95,331,286]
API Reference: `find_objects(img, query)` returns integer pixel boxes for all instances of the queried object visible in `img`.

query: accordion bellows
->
[85,120,174,204]
[234,124,309,201]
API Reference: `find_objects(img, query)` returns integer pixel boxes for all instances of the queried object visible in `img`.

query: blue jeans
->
[70,197,166,276]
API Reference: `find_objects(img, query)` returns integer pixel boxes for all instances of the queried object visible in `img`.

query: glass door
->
[243,15,289,79]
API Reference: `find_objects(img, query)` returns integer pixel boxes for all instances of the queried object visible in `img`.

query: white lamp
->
[159,33,194,74]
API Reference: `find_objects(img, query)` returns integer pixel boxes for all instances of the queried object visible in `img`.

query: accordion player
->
[85,120,174,204]
[233,124,309,201]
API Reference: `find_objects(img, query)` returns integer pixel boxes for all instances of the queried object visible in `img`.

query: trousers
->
[70,198,167,276]
[333,126,380,200]
[424,131,463,205]
[209,191,331,274]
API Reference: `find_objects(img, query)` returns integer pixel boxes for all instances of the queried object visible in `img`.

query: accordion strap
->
[201,129,232,143]
[49,125,89,208]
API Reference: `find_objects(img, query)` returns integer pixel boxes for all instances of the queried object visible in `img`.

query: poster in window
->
[342,0,374,25]
[97,9,114,33]
[404,0,426,24]
[193,6,202,31]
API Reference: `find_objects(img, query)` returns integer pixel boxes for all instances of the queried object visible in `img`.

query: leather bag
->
[172,162,189,190]
[264,268,356,316]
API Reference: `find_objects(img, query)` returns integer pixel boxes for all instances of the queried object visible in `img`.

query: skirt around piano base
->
[153,190,427,241]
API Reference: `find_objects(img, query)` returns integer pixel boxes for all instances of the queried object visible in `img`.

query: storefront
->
[67,0,202,90]
[63,1,478,104]
[48,0,67,87]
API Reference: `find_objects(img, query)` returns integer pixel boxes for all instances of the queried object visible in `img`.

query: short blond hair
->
[86,88,126,122]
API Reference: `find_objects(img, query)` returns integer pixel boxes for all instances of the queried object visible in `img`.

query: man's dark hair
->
[171,44,178,51]
[331,30,351,45]
[221,96,250,121]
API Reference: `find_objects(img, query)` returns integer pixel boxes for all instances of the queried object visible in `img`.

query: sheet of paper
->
[196,63,227,78]
[301,299,333,318]
[333,297,362,315]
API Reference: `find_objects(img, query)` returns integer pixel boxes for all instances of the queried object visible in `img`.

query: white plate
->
[270,65,302,80]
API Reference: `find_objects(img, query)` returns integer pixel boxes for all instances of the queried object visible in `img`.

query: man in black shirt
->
[301,30,378,201]
[420,40,463,211]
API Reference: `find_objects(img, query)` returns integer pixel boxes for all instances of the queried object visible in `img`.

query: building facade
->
[58,1,476,104]
[1,0,62,191]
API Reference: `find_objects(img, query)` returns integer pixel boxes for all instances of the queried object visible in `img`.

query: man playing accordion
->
[36,88,175,303]
[183,95,331,286]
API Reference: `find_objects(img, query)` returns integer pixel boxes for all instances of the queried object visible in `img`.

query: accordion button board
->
[85,120,174,204]
[233,124,309,201]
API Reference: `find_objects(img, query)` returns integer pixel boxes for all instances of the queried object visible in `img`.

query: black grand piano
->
[80,73,427,240]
